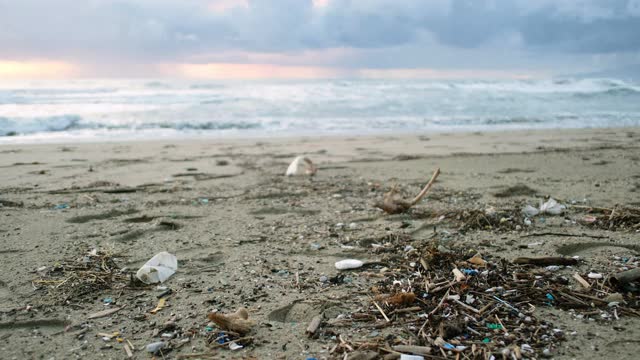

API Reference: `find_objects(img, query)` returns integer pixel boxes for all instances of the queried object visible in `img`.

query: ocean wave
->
[0,115,82,136]
[428,117,548,126]
[0,114,262,136]
[452,78,640,95]
[2,78,639,141]
[190,83,227,90]
[159,121,261,130]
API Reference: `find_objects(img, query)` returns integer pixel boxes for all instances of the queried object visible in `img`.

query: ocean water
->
[1,78,639,143]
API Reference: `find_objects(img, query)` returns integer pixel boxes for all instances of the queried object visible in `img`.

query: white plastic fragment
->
[522,205,539,217]
[522,198,566,217]
[146,341,166,353]
[335,259,364,270]
[285,156,317,176]
[587,272,603,279]
[136,251,178,284]
[229,342,243,350]
[539,198,565,215]
[400,355,425,360]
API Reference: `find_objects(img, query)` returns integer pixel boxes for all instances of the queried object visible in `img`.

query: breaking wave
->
[1,77,639,142]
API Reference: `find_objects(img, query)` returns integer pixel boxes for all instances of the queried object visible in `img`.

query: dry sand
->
[1,127,639,359]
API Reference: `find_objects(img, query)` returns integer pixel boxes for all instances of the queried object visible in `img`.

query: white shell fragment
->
[285,156,317,176]
[136,251,178,284]
[335,259,364,270]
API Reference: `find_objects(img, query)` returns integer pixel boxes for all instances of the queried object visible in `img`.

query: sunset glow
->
[172,63,344,79]
[0,60,76,79]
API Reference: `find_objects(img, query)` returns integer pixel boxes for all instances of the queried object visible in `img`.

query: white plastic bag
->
[521,205,539,217]
[539,198,565,215]
[522,198,565,217]
[136,252,178,284]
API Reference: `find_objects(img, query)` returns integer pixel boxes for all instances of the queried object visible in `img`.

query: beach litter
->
[136,251,178,284]
[32,248,129,304]
[146,341,167,354]
[522,198,566,217]
[285,155,317,176]
[577,205,640,231]
[317,240,640,359]
[335,259,364,270]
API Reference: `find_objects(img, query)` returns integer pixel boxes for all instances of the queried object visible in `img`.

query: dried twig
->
[513,257,578,266]
[375,168,441,214]
[373,301,390,322]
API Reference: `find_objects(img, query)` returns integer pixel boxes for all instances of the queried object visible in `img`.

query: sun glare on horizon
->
[0,60,76,79]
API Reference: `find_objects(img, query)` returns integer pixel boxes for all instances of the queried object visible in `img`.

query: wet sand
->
[1,127,639,359]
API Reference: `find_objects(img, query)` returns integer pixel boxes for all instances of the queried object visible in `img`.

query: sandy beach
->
[1,127,639,359]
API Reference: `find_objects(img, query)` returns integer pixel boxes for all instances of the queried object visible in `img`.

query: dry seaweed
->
[31,248,131,304]
[439,207,526,231]
[580,205,640,231]
[323,242,640,359]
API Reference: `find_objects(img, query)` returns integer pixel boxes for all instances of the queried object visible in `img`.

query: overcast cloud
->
[1,0,639,75]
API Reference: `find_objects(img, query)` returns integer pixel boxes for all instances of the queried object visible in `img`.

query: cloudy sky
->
[1,0,639,79]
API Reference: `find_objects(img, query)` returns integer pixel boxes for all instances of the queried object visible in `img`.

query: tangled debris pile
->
[18,162,640,359]
[317,242,640,359]
[32,248,131,304]
[439,207,526,232]
[580,205,640,231]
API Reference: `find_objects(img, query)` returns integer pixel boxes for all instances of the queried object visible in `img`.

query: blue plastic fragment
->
[443,342,455,350]
[463,269,479,275]
[545,293,556,306]
[54,203,69,209]
[216,332,229,344]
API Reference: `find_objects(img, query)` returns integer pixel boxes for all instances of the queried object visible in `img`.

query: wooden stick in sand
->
[573,273,591,289]
[611,268,640,286]
[375,168,441,214]
[373,301,390,322]
[513,257,578,266]
[306,315,322,337]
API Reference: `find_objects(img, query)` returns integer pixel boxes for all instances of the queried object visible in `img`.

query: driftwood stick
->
[611,268,640,285]
[393,345,433,355]
[573,273,591,289]
[513,257,578,266]
[452,268,466,282]
[373,301,390,322]
[375,168,441,214]
[306,315,322,337]
[88,305,125,319]
[411,168,441,205]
